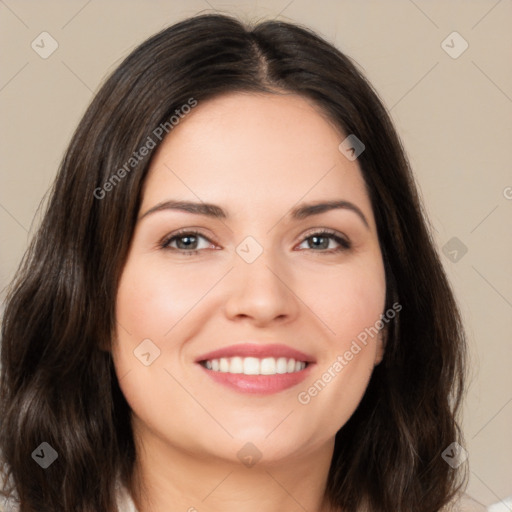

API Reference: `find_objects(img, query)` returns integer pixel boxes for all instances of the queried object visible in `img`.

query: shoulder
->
[0,491,20,512]
[0,466,138,512]
[348,492,488,512]
[443,492,488,512]
[0,462,19,512]
[115,479,139,512]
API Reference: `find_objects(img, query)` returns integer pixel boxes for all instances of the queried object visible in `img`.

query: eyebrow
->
[139,199,369,228]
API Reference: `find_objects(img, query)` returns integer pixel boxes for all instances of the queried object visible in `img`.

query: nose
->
[223,251,300,327]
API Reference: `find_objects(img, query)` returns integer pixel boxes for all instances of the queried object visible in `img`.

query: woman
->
[0,13,470,512]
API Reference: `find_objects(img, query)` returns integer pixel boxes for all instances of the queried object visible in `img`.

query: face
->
[112,92,386,465]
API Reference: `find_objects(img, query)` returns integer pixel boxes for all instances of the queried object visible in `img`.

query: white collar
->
[115,478,139,512]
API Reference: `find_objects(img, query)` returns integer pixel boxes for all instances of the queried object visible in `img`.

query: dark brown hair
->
[0,13,467,512]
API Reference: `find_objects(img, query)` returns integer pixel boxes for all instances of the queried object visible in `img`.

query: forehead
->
[142,92,373,223]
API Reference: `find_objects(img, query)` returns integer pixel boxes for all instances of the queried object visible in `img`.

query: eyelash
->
[159,228,351,256]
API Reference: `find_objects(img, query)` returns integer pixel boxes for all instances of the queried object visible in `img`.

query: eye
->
[160,229,216,255]
[160,228,351,256]
[296,229,351,253]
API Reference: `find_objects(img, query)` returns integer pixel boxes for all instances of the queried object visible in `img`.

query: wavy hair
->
[0,13,467,512]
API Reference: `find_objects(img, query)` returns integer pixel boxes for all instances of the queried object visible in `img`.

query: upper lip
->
[195,343,316,363]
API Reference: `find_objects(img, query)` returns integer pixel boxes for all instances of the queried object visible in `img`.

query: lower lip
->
[198,364,314,395]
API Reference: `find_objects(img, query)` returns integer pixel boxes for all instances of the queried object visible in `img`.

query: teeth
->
[230,356,243,374]
[260,357,276,375]
[219,358,229,372]
[276,357,288,374]
[243,357,260,375]
[202,356,307,375]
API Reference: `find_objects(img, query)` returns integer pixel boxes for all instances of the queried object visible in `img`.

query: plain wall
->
[1,0,511,507]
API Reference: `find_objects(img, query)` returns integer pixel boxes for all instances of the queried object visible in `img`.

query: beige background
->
[1,0,511,508]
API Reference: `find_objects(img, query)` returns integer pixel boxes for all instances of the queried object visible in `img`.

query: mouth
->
[200,356,308,375]
[195,343,315,395]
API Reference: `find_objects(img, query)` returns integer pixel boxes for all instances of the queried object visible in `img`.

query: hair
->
[0,12,467,512]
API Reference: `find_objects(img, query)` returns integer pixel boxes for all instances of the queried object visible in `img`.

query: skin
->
[111,92,387,512]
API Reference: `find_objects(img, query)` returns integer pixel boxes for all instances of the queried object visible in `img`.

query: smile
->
[195,343,315,394]
[201,356,308,375]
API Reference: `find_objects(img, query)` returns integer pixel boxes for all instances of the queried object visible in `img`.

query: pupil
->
[310,236,328,249]
[178,235,196,249]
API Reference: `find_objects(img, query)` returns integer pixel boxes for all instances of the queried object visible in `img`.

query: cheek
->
[112,257,226,403]
[298,255,386,345]
[115,258,220,340]
[293,254,386,431]
[112,259,214,444]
